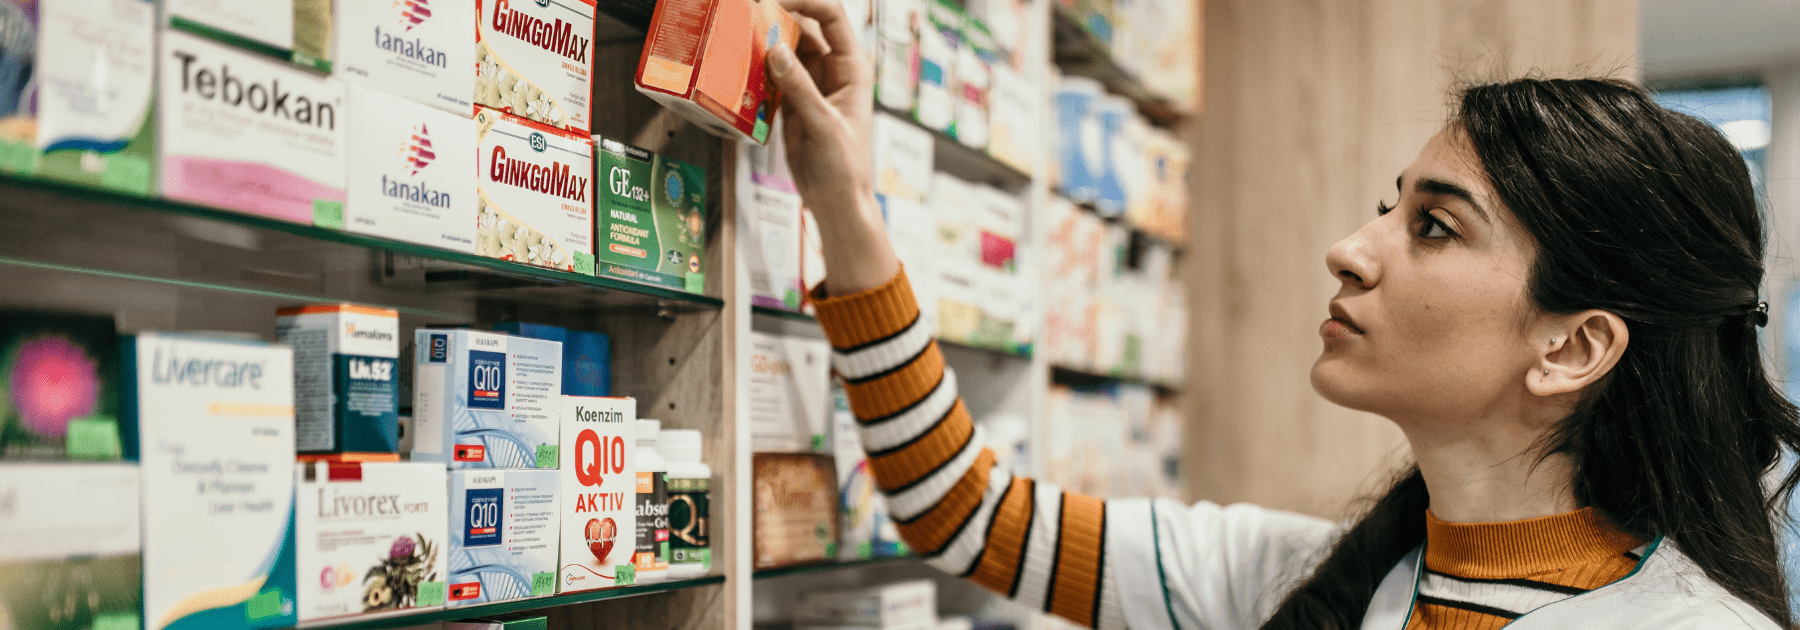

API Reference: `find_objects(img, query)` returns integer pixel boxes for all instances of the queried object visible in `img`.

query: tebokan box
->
[595,137,708,293]
[634,0,800,143]
[277,304,401,454]
[411,329,563,469]
[475,0,595,134]
[157,28,347,227]
[125,332,298,630]
[448,469,561,606]
[557,396,636,593]
[475,107,594,273]
[296,461,449,621]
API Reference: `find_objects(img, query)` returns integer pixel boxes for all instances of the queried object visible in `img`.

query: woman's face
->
[1311,129,1546,426]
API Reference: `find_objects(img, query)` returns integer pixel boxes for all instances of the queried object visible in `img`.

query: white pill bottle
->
[661,429,712,578]
[634,419,670,584]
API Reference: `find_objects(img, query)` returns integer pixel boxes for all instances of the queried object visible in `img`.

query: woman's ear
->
[1528,310,1629,397]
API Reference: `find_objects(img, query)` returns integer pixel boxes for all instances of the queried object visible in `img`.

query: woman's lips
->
[1323,302,1364,337]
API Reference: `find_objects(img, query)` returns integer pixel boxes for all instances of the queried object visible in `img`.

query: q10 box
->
[448,469,560,606]
[411,329,562,469]
[595,137,708,294]
[558,395,636,593]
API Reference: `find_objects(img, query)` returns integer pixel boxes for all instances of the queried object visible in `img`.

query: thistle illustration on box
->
[360,534,438,612]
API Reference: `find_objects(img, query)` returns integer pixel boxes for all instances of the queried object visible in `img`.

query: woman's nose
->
[1326,221,1381,289]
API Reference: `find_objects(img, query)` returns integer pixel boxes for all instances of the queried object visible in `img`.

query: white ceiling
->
[1641,0,1800,80]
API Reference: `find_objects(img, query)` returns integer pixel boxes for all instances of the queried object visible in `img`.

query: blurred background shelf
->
[295,577,726,630]
[1051,364,1182,393]
[876,104,1035,193]
[1050,4,1189,127]
[752,557,921,580]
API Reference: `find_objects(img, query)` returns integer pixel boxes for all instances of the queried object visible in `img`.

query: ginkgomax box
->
[475,107,594,273]
[476,0,594,134]
[557,396,635,593]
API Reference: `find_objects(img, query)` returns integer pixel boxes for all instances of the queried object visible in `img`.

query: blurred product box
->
[874,0,920,112]
[635,0,799,143]
[751,452,838,570]
[0,462,141,630]
[1054,76,1103,206]
[738,124,805,311]
[915,0,960,132]
[828,384,908,560]
[494,323,612,397]
[474,107,594,273]
[986,65,1037,175]
[795,579,937,629]
[345,85,479,253]
[336,0,475,116]
[296,461,449,621]
[747,331,831,453]
[0,309,121,460]
[475,0,594,134]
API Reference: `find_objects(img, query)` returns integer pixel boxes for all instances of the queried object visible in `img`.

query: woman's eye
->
[1417,211,1456,239]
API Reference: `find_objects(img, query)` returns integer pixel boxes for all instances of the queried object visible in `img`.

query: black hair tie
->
[1747,301,1770,328]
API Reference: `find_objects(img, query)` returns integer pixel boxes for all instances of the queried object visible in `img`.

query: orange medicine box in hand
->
[635,0,800,144]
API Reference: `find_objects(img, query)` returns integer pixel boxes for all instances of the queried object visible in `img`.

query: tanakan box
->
[635,0,799,143]
[595,137,707,293]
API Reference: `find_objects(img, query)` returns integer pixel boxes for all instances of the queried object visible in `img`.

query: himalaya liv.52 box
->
[336,0,474,116]
[276,304,401,454]
[296,461,449,621]
[124,332,298,630]
[412,329,562,469]
[0,463,142,630]
[158,28,347,227]
[448,469,560,606]
[345,85,477,253]
[557,396,635,593]
[476,0,594,134]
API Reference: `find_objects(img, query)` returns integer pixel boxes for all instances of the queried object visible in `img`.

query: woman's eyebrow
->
[1414,177,1492,224]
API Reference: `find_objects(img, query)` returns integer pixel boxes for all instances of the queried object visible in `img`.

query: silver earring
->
[1543,370,1550,376]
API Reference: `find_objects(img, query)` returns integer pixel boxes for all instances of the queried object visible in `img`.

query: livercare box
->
[635,0,799,143]
[412,329,563,469]
[336,0,475,116]
[346,85,478,253]
[595,137,708,293]
[158,28,347,227]
[557,395,635,592]
[448,469,561,606]
[475,107,594,273]
[0,463,142,630]
[296,461,449,621]
[126,332,298,630]
[276,304,401,454]
[475,0,594,134]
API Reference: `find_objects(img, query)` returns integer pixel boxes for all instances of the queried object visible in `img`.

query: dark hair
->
[1261,77,1800,628]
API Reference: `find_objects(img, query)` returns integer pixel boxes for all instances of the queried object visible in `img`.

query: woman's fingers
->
[777,0,869,89]
[768,44,835,127]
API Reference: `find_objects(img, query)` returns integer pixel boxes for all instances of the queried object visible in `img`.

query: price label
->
[532,572,556,596]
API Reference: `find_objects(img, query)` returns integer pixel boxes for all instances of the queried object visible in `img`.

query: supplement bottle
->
[661,428,712,578]
[633,419,670,584]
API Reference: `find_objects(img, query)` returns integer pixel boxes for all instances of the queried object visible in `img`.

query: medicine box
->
[276,303,401,454]
[751,453,838,570]
[1054,76,1102,206]
[795,579,936,629]
[0,309,121,461]
[296,461,449,621]
[557,396,636,592]
[336,0,475,116]
[165,0,295,54]
[492,323,611,397]
[475,107,594,273]
[125,332,298,630]
[157,28,347,227]
[595,137,708,293]
[0,463,141,630]
[635,0,800,143]
[411,329,563,469]
[345,85,478,253]
[737,126,804,311]
[448,469,560,606]
[747,331,830,453]
[475,0,594,134]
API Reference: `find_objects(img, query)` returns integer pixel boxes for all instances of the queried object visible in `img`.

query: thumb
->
[767,44,833,126]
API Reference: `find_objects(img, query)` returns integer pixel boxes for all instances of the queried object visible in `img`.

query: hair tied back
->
[1748,301,1770,328]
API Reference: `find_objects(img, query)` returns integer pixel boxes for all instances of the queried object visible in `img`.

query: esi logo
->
[398,0,433,31]
[463,487,504,546]
[403,123,437,176]
[528,131,548,152]
[468,349,506,409]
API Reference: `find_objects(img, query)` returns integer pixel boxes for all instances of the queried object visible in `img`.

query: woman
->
[764,0,1800,626]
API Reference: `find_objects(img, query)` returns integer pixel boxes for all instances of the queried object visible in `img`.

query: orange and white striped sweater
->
[813,269,1775,630]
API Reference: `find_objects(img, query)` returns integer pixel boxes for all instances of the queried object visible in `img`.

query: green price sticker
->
[572,251,596,275]
[532,572,556,596]
[101,155,153,195]
[65,418,122,460]
[92,613,139,630]
[416,581,447,606]
[312,199,345,229]
[856,541,874,560]
[535,444,559,468]
[244,589,282,621]
[684,272,705,294]
[0,140,36,174]
[614,563,636,586]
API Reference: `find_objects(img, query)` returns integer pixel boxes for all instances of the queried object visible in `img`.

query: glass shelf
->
[751,305,820,323]
[1050,365,1182,393]
[295,576,726,630]
[746,309,1031,359]
[874,105,1034,193]
[1050,5,1188,128]
[751,557,918,580]
[0,174,723,324]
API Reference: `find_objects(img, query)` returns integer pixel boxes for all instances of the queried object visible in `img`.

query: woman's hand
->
[770,0,899,295]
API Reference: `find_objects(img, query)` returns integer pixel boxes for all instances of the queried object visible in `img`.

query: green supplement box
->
[594,137,708,294]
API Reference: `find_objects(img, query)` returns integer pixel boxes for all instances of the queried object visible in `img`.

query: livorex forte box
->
[475,107,594,273]
[475,0,594,134]
[346,85,478,253]
[594,137,707,293]
[158,28,347,227]
[0,463,142,630]
[557,396,635,592]
[276,303,401,454]
[296,461,448,621]
[635,0,799,143]
[337,0,475,116]
[412,329,563,469]
[448,469,560,606]
[126,332,298,630]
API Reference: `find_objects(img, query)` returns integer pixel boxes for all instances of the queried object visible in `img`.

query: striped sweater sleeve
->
[813,269,1127,630]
